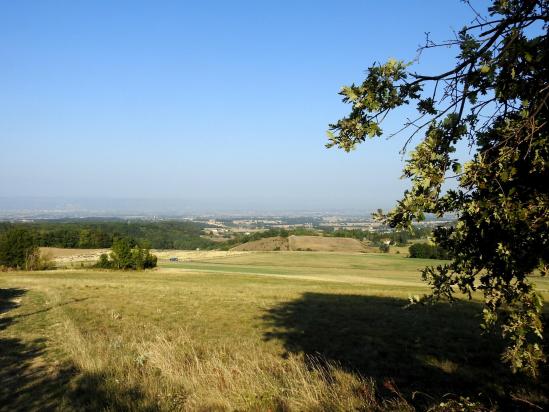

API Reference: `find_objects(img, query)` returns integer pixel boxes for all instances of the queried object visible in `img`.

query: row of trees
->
[325,226,434,246]
[0,220,217,250]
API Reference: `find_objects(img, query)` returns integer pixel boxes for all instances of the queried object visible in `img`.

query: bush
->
[408,243,450,260]
[95,253,112,269]
[26,249,56,270]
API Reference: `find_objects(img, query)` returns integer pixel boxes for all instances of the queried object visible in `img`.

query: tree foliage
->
[326,226,434,246]
[408,243,451,260]
[0,229,39,270]
[328,0,548,375]
[96,238,157,270]
[0,220,218,250]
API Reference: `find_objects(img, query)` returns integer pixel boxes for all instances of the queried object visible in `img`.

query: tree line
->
[323,226,434,246]
[0,229,54,270]
[0,227,158,271]
[0,220,218,250]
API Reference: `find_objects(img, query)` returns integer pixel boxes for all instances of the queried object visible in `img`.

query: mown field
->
[1,252,548,411]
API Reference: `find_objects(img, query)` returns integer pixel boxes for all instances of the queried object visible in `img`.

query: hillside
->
[289,235,367,252]
[231,235,371,253]
[230,236,289,251]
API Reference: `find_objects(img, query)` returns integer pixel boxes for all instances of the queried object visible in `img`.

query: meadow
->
[1,251,548,411]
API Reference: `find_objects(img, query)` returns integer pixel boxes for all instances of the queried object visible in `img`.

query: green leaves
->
[480,64,491,73]
[327,0,549,376]
[417,98,437,115]
[326,59,415,151]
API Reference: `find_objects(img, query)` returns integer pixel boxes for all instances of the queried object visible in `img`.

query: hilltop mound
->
[288,235,367,252]
[230,235,369,253]
[230,236,290,251]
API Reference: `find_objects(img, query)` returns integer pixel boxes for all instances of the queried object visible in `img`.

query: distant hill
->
[231,235,371,253]
[288,235,368,252]
[231,236,289,251]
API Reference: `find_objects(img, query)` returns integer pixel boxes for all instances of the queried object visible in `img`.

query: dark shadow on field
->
[262,293,548,411]
[0,288,157,412]
[0,287,27,314]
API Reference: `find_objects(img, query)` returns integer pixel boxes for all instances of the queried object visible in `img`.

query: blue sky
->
[0,1,487,212]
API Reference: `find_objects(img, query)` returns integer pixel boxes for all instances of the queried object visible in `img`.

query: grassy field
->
[1,252,548,411]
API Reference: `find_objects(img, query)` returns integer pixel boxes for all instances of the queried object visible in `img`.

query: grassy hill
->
[288,235,369,252]
[231,235,375,253]
[230,236,290,251]
[1,252,547,410]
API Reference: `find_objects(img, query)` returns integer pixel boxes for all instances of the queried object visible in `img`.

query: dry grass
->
[1,252,547,411]
[231,236,289,251]
[229,235,371,253]
[153,249,251,261]
[68,327,394,411]
[40,247,109,265]
[231,235,370,253]
[288,235,367,252]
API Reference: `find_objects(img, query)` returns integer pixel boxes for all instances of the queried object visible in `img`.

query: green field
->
[1,252,548,411]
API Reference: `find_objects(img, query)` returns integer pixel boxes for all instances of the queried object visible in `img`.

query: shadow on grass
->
[262,292,548,410]
[0,288,156,412]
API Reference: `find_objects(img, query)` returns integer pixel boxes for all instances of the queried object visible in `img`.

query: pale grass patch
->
[153,250,251,261]
[60,318,105,372]
[133,329,389,411]
[57,322,408,411]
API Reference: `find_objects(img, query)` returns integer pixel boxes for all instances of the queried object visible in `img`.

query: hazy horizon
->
[0,195,393,217]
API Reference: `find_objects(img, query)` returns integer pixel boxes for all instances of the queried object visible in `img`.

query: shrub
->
[95,253,112,269]
[26,249,56,270]
[408,243,450,260]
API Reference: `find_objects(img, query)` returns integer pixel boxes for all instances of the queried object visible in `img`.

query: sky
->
[0,1,489,213]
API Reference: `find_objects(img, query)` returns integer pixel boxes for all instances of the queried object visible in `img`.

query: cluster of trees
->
[408,243,451,260]
[0,227,157,271]
[95,238,157,270]
[0,229,54,270]
[0,220,218,250]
